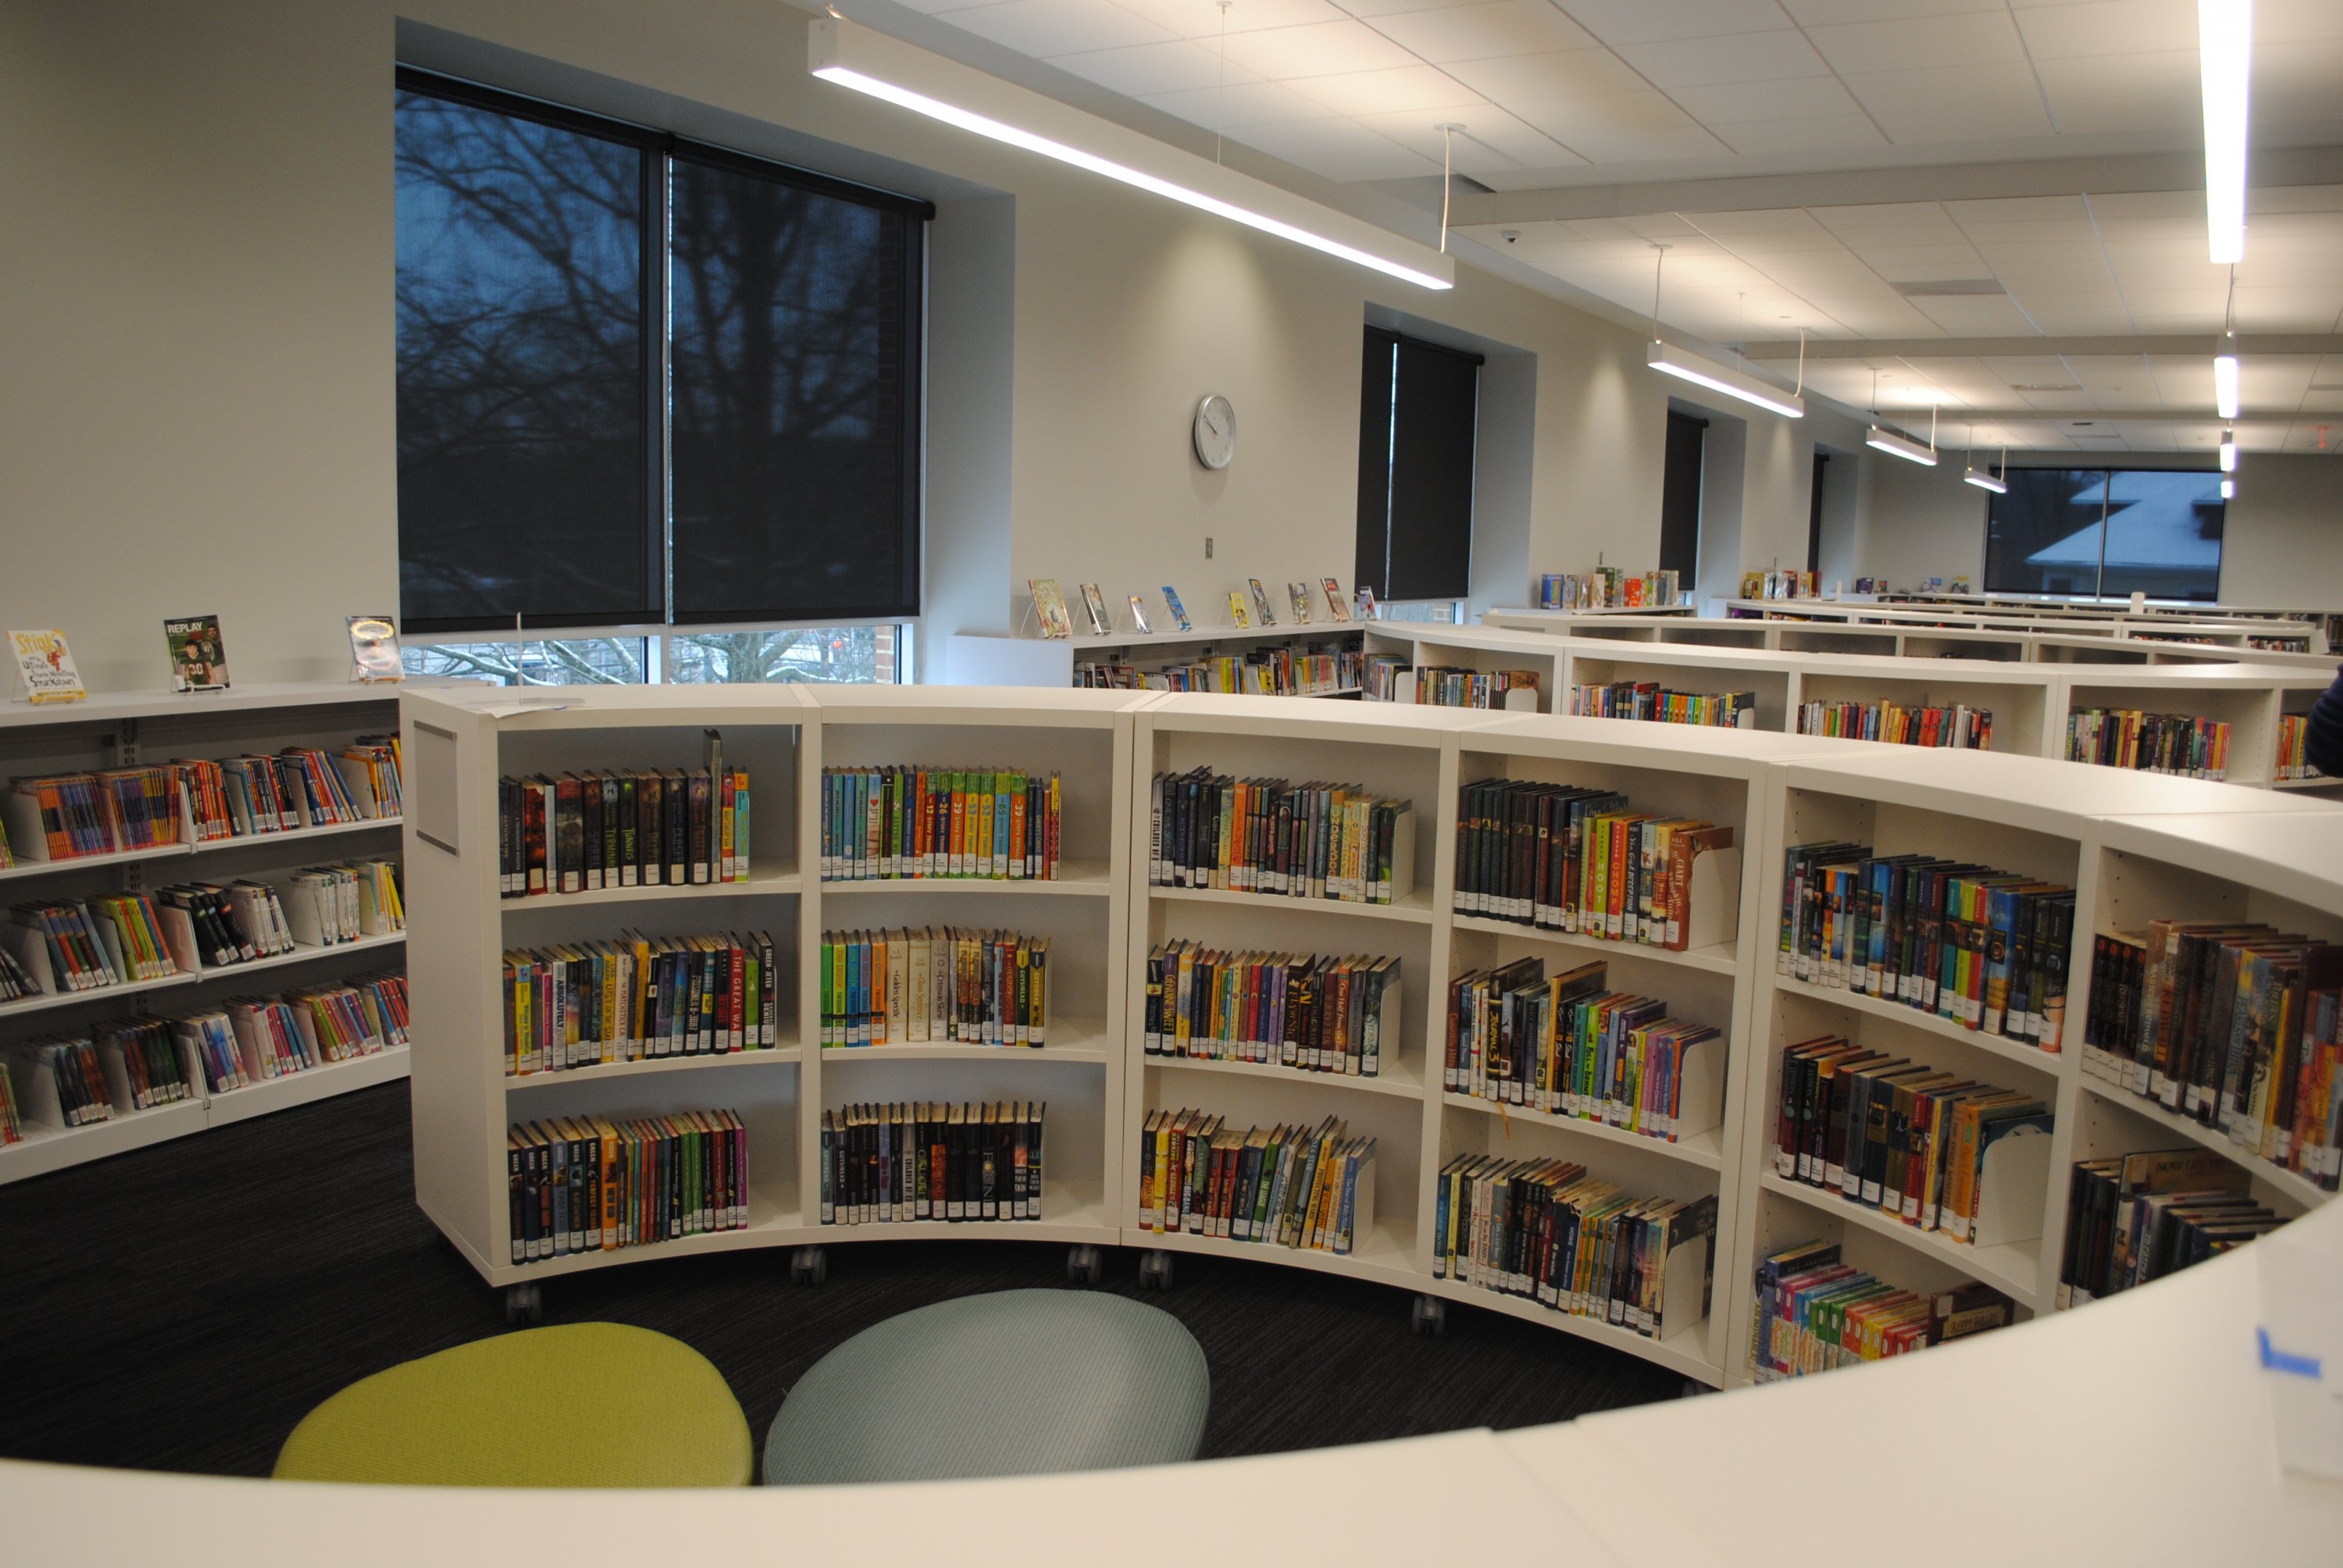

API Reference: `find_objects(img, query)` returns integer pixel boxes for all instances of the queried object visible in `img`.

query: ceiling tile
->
[1680,207,1832,236]
[1139,79,1343,127]
[1215,19,1420,77]
[2085,190,2206,221]
[2032,52,2201,134]
[1282,65,1485,115]
[1438,48,1648,100]
[1812,201,1950,230]
[1111,0,1354,35]
[1781,0,2004,21]
[1225,116,1445,178]
[1612,29,1831,89]
[2258,0,2343,44]
[1561,122,1739,166]
[1355,105,1580,170]
[1049,38,1267,94]
[1910,296,2043,334]
[2011,0,2197,59]
[1364,0,1599,61]
[1943,194,2090,225]
[946,0,1179,55]
[1670,77,1863,123]
[1548,0,1792,47]
[1805,11,2026,74]
[1513,89,1699,139]
[1841,62,2056,141]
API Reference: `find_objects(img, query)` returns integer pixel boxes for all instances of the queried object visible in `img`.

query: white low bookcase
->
[401,684,2341,1384]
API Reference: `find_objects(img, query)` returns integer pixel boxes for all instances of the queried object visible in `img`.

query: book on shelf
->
[2277,715,2325,782]
[9,629,86,706]
[2080,925,2342,1189]
[6,893,184,998]
[1432,1155,1714,1340]
[1148,771,1414,907]
[1445,956,1722,1143]
[1796,699,1993,750]
[16,1026,197,1125]
[1135,1109,1374,1256]
[187,975,408,1089]
[1777,842,2074,1050]
[1572,682,1757,729]
[820,927,1048,1048]
[1078,583,1111,637]
[1161,586,1193,633]
[501,739,745,896]
[1247,579,1277,627]
[1749,1240,2013,1381]
[502,930,782,1076]
[1742,570,1821,600]
[347,615,403,683]
[0,1062,18,1143]
[508,1110,749,1264]
[1453,778,1737,953]
[1368,662,1539,708]
[820,1100,1044,1225]
[2056,1148,2280,1309]
[2066,709,2231,780]
[1125,594,1153,636]
[1028,579,1073,640]
[1075,642,1360,697]
[5,769,187,861]
[178,739,403,844]
[1321,579,1351,622]
[1771,1035,2051,1245]
[1286,582,1312,623]
[819,766,1061,883]
[162,614,230,693]
[1142,943,1396,1076]
[1538,569,1678,611]
[1225,590,1250,629]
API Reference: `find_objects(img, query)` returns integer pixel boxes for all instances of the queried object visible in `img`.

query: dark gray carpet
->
[0,1082,1689,1477]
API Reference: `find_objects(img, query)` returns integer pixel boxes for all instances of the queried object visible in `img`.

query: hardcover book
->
[163,615,230,692]
[9,629,86,705]
[1161,586,1193,633]
[1028,579,1074,640]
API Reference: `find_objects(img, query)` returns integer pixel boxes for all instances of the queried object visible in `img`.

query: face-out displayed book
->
[1247,578,1277,626]
[1321,578,1350,622]
[1161,586,1193,633]
[9,629,85,705]
[164,614,230,693]
[1028,579,1073,640]
[348,615,403,682]
[1078,583,1111,637]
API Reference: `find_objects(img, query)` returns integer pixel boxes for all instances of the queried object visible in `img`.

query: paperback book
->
[503,930,783,1075]
[821,1100,1046,1224]
[1136,1109,1374,1256]
[820,927,1050,1047]
[509,1110,749,1263]
[1147,769,1414,906]
[162,615,230,693]
[819,765,1061,882]
[1142,944,1398,1076]
[9,629,84,706]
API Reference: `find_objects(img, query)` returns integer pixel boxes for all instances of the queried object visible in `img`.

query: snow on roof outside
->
[2025,470,2226,569]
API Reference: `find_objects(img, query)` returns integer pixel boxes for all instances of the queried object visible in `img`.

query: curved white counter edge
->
[6,1195,2334,1567]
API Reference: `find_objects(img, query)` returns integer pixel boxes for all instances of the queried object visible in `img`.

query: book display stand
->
[402,684,2341,1379]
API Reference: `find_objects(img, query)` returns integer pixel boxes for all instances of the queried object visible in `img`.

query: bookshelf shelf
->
[1421,1278,1722,1384]
[825,1174,1111,1245]
[0,842,194,885]
[505,1046,804,1090]
[1772,975,2065,1078]
[1441,1092,1724,1171]
[208,1043,411,1128]
[819,860,1111,897]
[499,864,802,912]
[2077,1078,2333,1213]
[0,970,198,1021]
[0,815,402,886]
[1147,883,1436,925]
[191,814,402,854]
[1452,914,1739,976]
[0,1096,210,1185]
[193,928,405,982]
[483,1185,813,1285]
[822,1036,1109,1064]
[1759,1170,2041,1306]
[1147,1052,1424,1100]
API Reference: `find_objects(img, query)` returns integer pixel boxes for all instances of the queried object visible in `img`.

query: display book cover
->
[9,629,85,705]
[163,614,230,692]
[1027,579,1073,640]
[348,615,403,682]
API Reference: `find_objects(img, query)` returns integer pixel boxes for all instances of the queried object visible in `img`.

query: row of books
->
[1795,700,1994,750]
[1074,644,1362,697]
[508,1110,749,1263]
[819,927,1050,1048]
[5,768,181,858]
[1147,770,1415,906]
[21,1028,195,1126]
[1135,1110,1376,1256]
[273,861,404,946]
[1433,1157,1715,1341]
[0,1063,16,1143]
[10,894,180,994]
[2276,713,2325,782]
[2064,708,2231,780]
[1778,843,2074,1050]
[819,1101,1047,1224]
[2248,635,2312,652]
[1445,956,1717,1142]
[1538,568,1679,611]
[499,764,751,896]
[1568,682,1756,729]
[1140,943,1398,1076]
[1361,659,1540,708]
[2057,1148,2281,1308]
[1772,1037,2048,1242]
[2081,926,2342,1188]
[502,931,784,1077]
[1741,569,1821,600]
[3,739,401,865]
[820,766,1064,882]
[163,975,410,1092]
[1453,778,1735,951]
[1750,1241,2012,1381]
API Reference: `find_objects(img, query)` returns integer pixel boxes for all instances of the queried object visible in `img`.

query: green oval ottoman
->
[765,1289,1209,1485]
[274,1323,753,1488]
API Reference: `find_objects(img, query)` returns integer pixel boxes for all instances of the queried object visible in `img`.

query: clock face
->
[1193,394,1236,470]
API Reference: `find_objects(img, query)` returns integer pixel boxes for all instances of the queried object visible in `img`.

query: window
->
[1984,469,2225,601]
[394,71,929,637]
[1658,410,1705,580]
[1356,326,1481,603]
[402,626,903,686]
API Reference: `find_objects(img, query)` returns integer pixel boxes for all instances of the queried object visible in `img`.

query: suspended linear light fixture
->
[1868,377,1938,465]
[804,16,1455,290]
[2214,265,2241,418]
[2220,429,2238,471]
[2222,476,2237,498]
[2198,0,2253,264]
[1642,244,1806,419]
[1963,427,2007,493]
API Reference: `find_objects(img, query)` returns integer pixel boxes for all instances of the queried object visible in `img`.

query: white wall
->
[2219,455,2343,608]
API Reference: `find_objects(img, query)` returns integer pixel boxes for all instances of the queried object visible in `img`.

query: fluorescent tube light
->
[2214,352,2241,418]
[2220,434,2238,471]
[2199,0,2252,263]
[2222,476,2236,498]
[1867,426,1938,466]
[1963,462,2007,494]
[807,17,1454,290]
[1646,340,1804,419]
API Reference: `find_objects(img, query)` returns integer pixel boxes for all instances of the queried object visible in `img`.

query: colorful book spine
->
[1145,771,1413,907]
[819,1101,1045,1225]
[508,1110,750,1264]
[1141,944,1397,1077]
[503,930,781,1076]
[817,767,1062,883]
[820,927,1050,1048]
[1134,1108,1373,1255]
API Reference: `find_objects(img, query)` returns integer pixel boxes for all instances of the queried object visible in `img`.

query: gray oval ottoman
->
[764,1288,1209,1485]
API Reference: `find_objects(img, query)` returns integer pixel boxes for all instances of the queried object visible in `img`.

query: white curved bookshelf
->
[399,683,2342,1389]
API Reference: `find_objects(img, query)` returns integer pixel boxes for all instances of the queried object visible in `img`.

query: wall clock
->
[1192,394,1236,470]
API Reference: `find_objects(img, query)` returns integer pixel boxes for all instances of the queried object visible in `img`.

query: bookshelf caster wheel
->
[1066,1245,1104,1285]
[503,1283,543,1327]
[1138,1250,1175,1290]
[790,1247,828,1285]
[1410,1295,1446,1338]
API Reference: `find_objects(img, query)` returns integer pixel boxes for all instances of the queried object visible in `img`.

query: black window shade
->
[1356,326,1481,602]
[1985,469,2225,601]
[1659,409,1706,581]
[394,71,929,635]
